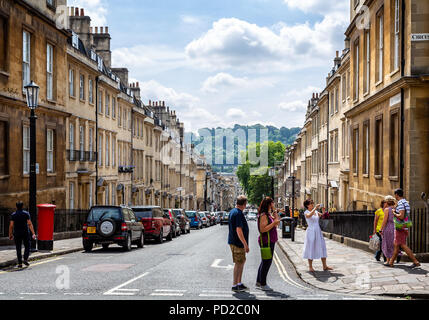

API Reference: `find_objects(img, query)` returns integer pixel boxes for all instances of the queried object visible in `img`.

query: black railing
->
[67,150,97,162]
[0,208,89,237]
[318,209,429,253]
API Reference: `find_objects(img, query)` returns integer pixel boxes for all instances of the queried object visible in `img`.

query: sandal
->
[384,263,394,268]
[408,263,421,269]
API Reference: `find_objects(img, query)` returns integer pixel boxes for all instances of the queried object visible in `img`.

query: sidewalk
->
[0,238,84,268]
[277,228,429,298]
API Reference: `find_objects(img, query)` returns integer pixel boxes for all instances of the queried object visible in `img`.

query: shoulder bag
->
[259,214,272,260]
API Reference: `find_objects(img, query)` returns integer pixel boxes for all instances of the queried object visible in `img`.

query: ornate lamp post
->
[24,81,40,252]
[268,167,276,200]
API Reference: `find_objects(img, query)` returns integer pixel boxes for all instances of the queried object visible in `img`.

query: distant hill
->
[185,124,300,173]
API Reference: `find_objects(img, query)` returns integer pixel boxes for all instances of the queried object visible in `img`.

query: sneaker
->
[17,264,23,268]
[23,261,30,267]
[260,285,273,291]
[255,282,261,288]
[232,286,241,292]
[238,284,249,291]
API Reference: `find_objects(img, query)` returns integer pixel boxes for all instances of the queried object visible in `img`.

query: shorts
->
[230,245,246,264]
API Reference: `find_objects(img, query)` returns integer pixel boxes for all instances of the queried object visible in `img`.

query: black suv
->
[82,206,144,252]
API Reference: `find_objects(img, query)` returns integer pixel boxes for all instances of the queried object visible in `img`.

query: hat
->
[384,195,396,202]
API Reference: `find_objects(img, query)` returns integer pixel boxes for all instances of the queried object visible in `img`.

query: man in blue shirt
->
[228,195,249,292]
[8,201,36,268]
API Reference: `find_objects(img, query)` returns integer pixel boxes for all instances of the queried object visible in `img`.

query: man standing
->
[8,201,36,268]
[228,195,249,292]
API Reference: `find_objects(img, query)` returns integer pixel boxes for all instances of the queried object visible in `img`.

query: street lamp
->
[268,167,276,200]
[24,81,40,252]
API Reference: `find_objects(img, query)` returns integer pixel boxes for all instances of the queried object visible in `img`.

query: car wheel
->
[167,229,173,241]
[137,232,144,248]
[102,243,109,250]
[187,226,191,233]
[157,230,164,244]
[172,226,177,238]
[123,233,132,251]
[83,240,93,252]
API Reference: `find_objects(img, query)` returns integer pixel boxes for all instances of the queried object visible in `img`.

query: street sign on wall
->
[411,34,429,41]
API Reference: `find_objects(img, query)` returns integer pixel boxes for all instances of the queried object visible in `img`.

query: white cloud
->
[283,0,349,17]
[278,100,307,112]
[68,0,108,26]
[226,108,247,118]
[185,16,348,72]
[181,15,202,25]
[201,72,275,93]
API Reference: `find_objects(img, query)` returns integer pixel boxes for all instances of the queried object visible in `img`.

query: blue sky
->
[69,0,350,133]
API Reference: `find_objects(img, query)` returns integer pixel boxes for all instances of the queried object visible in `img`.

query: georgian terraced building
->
[0,1,214,211]
[281,0,429,211]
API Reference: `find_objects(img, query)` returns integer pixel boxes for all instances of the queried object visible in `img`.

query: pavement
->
[277,227,429,298]
[0,238,84,268]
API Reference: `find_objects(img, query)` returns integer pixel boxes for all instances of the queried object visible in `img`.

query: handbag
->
[259,214,272,260]
[394,211,413,230]
[369,234,380,251]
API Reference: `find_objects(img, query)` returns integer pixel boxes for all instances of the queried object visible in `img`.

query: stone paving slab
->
[277,228,429,298]
[0,238,84,268]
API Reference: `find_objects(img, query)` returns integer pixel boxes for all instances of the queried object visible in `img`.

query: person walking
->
[380,196,396,266]
[8,201,36,268]
[302,199,333,272]
[256,197,280,291]
[228,195,250,292]
[373,200,387,262]
[389,189,421,268]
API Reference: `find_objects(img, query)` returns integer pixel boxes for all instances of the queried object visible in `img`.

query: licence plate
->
[87,227,96,234]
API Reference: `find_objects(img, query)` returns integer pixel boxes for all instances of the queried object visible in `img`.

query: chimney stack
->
[105,27,109,34]
[80,8,85,16]
[75,7,79,16]
[95,27,98,33]
[71,7,75,16]
[100,27,104,34]
[149,100,151,106]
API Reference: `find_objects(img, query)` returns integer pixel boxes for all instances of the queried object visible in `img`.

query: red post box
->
[37,204,56,251]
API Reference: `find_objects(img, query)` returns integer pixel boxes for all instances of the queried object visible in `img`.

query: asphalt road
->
[0,221,392,300]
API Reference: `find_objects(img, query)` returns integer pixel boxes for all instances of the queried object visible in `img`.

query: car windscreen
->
[173,210,182,216]
[87,207,122,222]
[133,209,153,219]
[186,211,196,218]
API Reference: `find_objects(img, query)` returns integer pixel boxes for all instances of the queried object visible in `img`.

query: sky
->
[69,0,351,133]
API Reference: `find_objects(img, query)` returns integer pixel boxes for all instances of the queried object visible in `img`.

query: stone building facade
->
[281,0,429,211]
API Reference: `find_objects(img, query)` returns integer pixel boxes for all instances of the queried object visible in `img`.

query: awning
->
[329,181,339,188]
[132,187,138,193]
[97,178,105,187]
[116,184,124,191]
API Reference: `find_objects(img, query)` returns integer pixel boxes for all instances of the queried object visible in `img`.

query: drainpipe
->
[95,76,99,205]
[399,0,406,191]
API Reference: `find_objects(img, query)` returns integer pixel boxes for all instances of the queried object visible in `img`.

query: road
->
[0,221,392,300]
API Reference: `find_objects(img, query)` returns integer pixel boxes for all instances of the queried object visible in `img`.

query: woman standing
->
[380,196,395,266]
[373,200,387,262]
[303,199,333,272]
[256,197,280,291]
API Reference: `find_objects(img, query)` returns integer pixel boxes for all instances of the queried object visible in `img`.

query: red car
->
[131,206,173,243]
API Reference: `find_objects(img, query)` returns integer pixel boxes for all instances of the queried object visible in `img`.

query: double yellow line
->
[0,257,64,274]
[273,251,312,291]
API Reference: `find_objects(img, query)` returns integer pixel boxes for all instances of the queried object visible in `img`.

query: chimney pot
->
[95,27,98,33]
[105,26,109,33]
[149,100,151,106]
[100,27,104,33]
[136,82,139,88]
[71,7,75,16]
[75,7,79,16]
[81,8,84,16]
[336,51,339,58]
[90,27,93,33]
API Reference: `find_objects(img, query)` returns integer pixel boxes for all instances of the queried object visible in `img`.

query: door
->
[128,209,140,240]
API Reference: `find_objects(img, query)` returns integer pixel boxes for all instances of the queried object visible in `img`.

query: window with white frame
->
[69,69,74,97]
[377,10,384,83]
[105,93,110,116]
[23,31,31,90]
[363,121,369,175]
[89,78,93,104]
[79,125,84,161]
[79,74,85,100]
[364,30,370,93]
[393,0,400,71]
[112,98,116,118]
[105,134,109,166]
[47,44,53,100]
[89,128,93,161]
[98,90,102,113]
[47,129,54,173]
[69,123,74,160]
[112,136,116,167]
[23,125,30,174]
[354,39,359,100]
[89,180,93,208]
[98,134,102,166]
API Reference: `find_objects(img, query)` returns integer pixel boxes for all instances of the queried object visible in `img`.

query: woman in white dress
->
[302,199,333,272]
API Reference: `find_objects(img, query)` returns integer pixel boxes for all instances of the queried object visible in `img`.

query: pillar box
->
[37,204,56,251]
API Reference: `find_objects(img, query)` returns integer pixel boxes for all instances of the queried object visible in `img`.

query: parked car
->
[82,205,144,252]
[199,211,210,228]
[173,208,191,234]
[186,211,202,229]
[208,212,217,225]
[247,212,257,221]
[204,212,214,226]
[219,211,229,225]
[164,208,181,238]
[131,206,173,243]
[214,212,222,224]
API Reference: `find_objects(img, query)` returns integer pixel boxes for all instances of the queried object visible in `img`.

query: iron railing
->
[67,150,97,162]
[0,208,89,237]
[318,209,429,254]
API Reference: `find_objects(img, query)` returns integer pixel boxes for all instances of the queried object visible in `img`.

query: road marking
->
[199,293,233,298]
[20,293,48,296]
[297,295,329,300]
[151,293,185,297]
[103,272,149,296]
[211,259,234,270]
[343,297,376,300]
[0,257,64,274]
[64,293,91,296]
[273,252,312,291]
[155,289,187,293]
[30,257,64,266]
